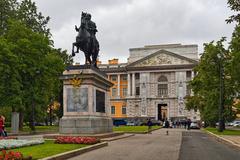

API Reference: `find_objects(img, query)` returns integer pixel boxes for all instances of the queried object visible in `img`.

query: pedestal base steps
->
[59,116,113,134]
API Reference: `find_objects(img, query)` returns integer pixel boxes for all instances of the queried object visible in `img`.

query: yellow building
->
[100,59,128,118]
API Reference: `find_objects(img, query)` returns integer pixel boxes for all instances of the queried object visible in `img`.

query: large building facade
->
[99,44,200,121]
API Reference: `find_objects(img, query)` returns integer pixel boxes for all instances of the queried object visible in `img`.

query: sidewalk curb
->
[123,127,161,134]
[40,142,108,160]
[204,130,240,151]
[101,134,135,142]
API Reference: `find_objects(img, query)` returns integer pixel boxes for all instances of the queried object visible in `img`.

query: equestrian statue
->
[72,12,99,68]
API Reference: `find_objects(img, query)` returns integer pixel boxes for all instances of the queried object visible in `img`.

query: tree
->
[0,20,68,131]
[0,0,73,130]
[186,39,235,127]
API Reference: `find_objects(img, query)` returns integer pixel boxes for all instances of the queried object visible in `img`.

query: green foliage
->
[0,0,73,130]
[0,0,50,37]
[226,0,240,23]
[0,37,22,109]
[17,0,51,38]
[185,95,204,114]
[205,127,240,135]
[0,106,11,122]
[0,0,18,35]
[186,39,235,126]
[0,20,71,130]
[229,25,240,93]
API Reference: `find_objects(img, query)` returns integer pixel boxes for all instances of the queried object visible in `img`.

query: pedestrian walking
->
[147,119,152,133]
[0,115,6,137]
[187,119,191,130]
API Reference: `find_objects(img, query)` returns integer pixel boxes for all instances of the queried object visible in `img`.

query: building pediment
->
[127,50,198,67]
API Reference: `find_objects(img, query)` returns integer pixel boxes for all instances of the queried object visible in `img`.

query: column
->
[117,74,120,97]
[132,73,135,96]
[127,73,131,96]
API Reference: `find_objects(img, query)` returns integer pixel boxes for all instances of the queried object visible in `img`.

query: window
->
[111,75,117,81]
[135,73,140,79]
[111,106,115,114]
[186,71,192,78]
[136,86,140,96]
[158,76,168,96]
[158,76,168,82]
[122,88,127,97]
[158,84,168,96]
[122,106,126,114]
[122,75,127,81]
[112,88,117,97]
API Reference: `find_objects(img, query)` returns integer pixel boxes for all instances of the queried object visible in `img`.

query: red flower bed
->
[55,136,99,145]
[0,150,23,160]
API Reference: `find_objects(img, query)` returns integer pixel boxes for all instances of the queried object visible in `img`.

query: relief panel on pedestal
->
[67,88,88,112]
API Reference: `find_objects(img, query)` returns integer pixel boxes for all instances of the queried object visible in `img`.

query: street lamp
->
[217,53,224,132]
[31,69,41,132]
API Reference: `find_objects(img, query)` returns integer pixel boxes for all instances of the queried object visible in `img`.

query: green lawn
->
[113,126,160,133]
[10,140,88,160]
[6,125,59,133]
[204,127,240,135]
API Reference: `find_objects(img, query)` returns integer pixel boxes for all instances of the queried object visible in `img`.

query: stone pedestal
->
[59,65,113,134]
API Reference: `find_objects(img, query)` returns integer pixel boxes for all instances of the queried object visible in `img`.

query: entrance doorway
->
[158,104,168,121]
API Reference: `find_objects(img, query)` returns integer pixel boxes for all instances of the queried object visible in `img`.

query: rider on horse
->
[72,12,99,68]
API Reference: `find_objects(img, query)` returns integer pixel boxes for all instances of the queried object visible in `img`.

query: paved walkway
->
[68,128,183,160]
[179,131,240,160]
[221,135,240,145]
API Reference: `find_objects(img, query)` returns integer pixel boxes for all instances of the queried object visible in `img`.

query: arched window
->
[158,76,168,82]
[158,76,168,96]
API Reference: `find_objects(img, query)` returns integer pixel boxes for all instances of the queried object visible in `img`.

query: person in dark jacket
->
[147,119,153,132]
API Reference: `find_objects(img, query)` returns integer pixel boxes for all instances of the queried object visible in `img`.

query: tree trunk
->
[19,111,24,131]
[29,101,35,132]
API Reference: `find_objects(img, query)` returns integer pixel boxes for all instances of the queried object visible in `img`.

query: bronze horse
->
[72,12,99,67]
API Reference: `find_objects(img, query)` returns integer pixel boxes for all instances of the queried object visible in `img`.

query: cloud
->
[33,0,235,64]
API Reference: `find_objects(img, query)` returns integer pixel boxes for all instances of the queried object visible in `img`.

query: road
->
[68,129,240,160]
[179,131,240,160]
[68,128,182,160]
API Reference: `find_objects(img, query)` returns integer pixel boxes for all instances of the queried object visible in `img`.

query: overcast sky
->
[32,0,235,64]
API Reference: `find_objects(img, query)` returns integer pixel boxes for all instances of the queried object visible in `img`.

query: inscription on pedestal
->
[96,90,105,113]
[67,88,88,112]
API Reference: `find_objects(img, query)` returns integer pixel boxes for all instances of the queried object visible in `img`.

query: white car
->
[126,122,135,126]
[233,121,240,127]
[190,122,200,129]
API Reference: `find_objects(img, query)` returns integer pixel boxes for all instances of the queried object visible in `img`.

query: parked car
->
[232,121,240,127]
[113,119,127,126]
[190,121,200,129]
[151,119,161,126]
[126,121,136,126]
[139,119,161,126]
